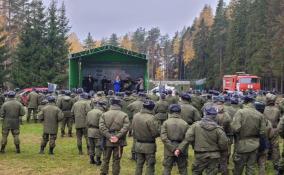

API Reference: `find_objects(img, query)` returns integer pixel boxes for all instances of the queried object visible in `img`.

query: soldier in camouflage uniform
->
[121,91,135,136]
[277,113,284,174]
[132,100,160,175]
[191,93,205,113]
[71,92,92,155]
[254,102,272,175]
[180,105,228,175]
[215,97,232,175]
[225,97,240,119]
[38,96,63,155]
[99,98,129,175]
[231,95,266,175]
[179,93,201,125]
[87,101,107,165]
[147,90,159,102]
[27,89,40,123]
[0,91,25,153]
[166,90,178,105]
[57,90,74,137]
[161,104,189,175]
[154,93,169,125]
[264,93,281,170]
[127,92,146,160]
[106,90,115,107]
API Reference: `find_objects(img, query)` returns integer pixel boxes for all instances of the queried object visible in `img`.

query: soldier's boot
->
[49,147,54,155]
[0,144,6,153]
[87,145,90,155]
[96,157,102,165]
[15,144,20,154]
[78,145,83,155]
[89,155,96,164]
[68,130,72,137]
[39,146,45,154]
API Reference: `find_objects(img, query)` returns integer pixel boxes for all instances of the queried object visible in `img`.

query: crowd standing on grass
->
[0,87,284,175]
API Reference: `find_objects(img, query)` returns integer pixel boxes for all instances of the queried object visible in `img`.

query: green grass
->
[0,122,278,175]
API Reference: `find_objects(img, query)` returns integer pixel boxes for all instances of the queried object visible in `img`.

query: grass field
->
[0,122,278,175]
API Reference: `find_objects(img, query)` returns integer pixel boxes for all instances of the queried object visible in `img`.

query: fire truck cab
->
[223,73,261,92]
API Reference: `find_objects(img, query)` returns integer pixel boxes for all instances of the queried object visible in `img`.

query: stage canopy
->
[69,45,148,89]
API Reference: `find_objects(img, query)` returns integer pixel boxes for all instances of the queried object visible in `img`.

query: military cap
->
[77,88,84,94]
[47,96,56,102]
[160,93,166,99]
[169,104,181,113]
[254,101,266,113]
[143,100,155,110]
[65,90,71,96]
[230,97,239,105]
[203,105,218,116]
[243,95,255,103]
[7,91,16,98]
[108,90,114,95]
[181,93,191,101]
[80,92,89,99]
[96,91,104,96]
[110,97,122,107]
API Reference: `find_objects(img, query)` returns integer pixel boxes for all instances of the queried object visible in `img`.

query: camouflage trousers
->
[27,108,38,122]
[192,153,219,175]
[41,133,57,148]
[76,128,89,148]
[233,150,257,175]
[61,117,73,136]
[135,153,156,175]
[258,150,268,175]
[101,146,123,175]
[163,155,188,175]
[1,129,20,146]
[268,134,280,169]
[88,137,102,158]
[219,151,229,175]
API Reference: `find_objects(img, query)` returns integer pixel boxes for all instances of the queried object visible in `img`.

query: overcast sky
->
[43,0,230,41]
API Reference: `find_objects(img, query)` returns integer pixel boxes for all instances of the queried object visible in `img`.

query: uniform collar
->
[168,113,181,118]
[181,100,190,104]
[110,105,121,110]
[140,108,153,114]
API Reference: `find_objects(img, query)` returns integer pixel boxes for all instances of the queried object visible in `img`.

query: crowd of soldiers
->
[0,87,284,175]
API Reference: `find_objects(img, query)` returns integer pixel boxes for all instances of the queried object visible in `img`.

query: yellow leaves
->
[67,32,83,53]
[94,40,101,48]
[155,66,164,81]
[120,34,132,50]
[183,38,195,65]
[172,33,180,55]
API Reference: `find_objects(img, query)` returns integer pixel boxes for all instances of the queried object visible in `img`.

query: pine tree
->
[109,33,119,46]
[207,0,229,88]
[52,1,70,86]
[12,0,47,87]
[131,27,146,53]
[84,32,95,50]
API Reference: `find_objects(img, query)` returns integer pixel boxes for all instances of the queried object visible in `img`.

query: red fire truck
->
[223,73,261,92]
